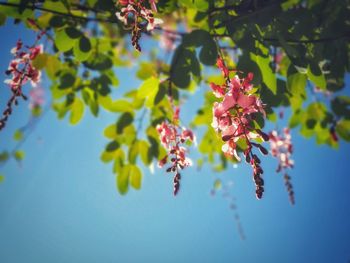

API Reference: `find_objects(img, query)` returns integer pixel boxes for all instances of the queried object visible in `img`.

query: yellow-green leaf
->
[55,29,76,52]
[137,77,159,99]
[70,97,84,125]
[104,124,118,139]
[13,129,23,141]
[130,165,142,190]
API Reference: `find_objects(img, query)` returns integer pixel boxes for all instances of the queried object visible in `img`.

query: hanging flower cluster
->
[0,39,43,131]
[159,30,176,51]
[157,107,195,195]
[29,86,45,111]
[269,128,295,204]
[210,57,269,199]
[116,0,163,51]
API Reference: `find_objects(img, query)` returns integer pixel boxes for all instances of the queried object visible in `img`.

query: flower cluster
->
[269,128,295,204]
[29,86,45,111]
[116,0,163,51]
[157,107,194,195]
[0,40,43,131]
[159,30,176,51]
[210,57,269,199]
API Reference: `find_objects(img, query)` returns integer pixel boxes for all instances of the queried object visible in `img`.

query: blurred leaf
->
[109,100,133,112]
[32,53,48,70]
[137,77,159,99]
[106,140,120,152]
[45,55,61,80]
[116,164,142,194]
[307,64,326,90]
[0,13,7,26]
[128,141,139,164]
[73,36,92,62]
[139,140,151,165]
[104,124,118,139]
[55,29,76,52]
[251,50,276,94]
[58,73,75,90]
[213,179,222,190]
[70,97,84,125]
[117,165,130,195]
[136,62,156,80]
[336,120,350,141]
[13,129,23,141]
[117,112,134,134]
[13,150,25,162]
[130,165,142,190]
[0,151,9,162]
[331,96,350,118]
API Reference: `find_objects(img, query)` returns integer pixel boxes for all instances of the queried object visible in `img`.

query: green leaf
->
[104,124,118,139]
[213,179,222,190]
[14,150,25,162]
[287,71,307,96]
[116,164,142,194]
[287,68,307,110]
[128,141,139,164]
[136,62,156,80]
[49,15,65,28]
[109,100,133,112]
[0,175,4,183]
[117,112,134,134]
[32,53,48,70]
[307,102,326,120]
[199,39,217,66]
[13,129,23,141]
[251,52,277,94]
[84,54,113,71]
[65,27,82,39]
[0,151,9,162]
[45,55,61,80]
[130,165,142,190]
[0,13,7,26]
[137,77,159,99]
[106,141,120,152]
[116,165,130,195]
[100,151,115,163]
[307,64,326,89]
[55,29,76,52]
[331,96,350,118]
[70,97,85,125]
[336,120,350,141]
[139,140,151,165]
[59,73,75,90]
[289,110,303,128]
[170,45,192,88]
[73,36,92,62]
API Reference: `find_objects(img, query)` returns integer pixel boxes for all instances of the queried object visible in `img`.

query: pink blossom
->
[210,56,269,199]
[269,128,295,204]
[269,128,294,171]
[159,30,176,51]
[1,39,43,131]
[156,107,195,195]
[115,0,162,51]
[29,86,45,110]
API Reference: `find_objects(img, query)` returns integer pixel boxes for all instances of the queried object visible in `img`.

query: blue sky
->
[0,21,350,263]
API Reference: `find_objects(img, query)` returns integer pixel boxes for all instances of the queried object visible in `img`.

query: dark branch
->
[0,1,348,46]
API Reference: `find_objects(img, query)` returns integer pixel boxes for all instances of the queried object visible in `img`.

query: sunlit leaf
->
[70,97,85,125]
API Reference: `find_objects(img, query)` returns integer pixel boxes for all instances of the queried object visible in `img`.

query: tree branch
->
[0,1,118,24]
[0,1,348,46]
